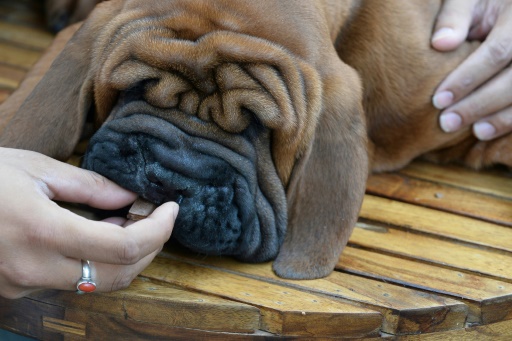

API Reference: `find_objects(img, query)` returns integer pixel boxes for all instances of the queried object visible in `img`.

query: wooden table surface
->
[1,1,512,339]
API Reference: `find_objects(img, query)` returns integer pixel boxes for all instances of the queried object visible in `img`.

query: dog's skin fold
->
[1,0,510,279]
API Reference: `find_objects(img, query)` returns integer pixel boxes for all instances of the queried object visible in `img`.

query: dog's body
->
[1,0,510,279]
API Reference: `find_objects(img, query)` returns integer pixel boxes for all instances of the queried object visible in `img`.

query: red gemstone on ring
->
[78,282,96,293]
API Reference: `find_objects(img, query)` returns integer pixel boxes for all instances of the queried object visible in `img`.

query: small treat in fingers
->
[127,197,157,221]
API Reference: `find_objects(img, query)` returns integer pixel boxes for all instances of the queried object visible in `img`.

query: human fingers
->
[0,200,176,298]
[433,4,512,112]
[0,148,137,210]
[431,0,479,51]
[42,161,137,210]
[473,107,512,140]
[1,247,162,298]
[439,66,512,138]
[38,201,179,265]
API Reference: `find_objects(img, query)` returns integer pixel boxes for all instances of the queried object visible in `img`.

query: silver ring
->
[76,260,97,294]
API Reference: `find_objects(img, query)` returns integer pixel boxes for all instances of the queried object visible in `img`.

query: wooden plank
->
[0,293,274,340]
[163,249,468,335]
[0,88,12,104]
[0,21,53,50]
[349,222,512,281]
[28,277,261,334]
[141,256,382,338]
[0,295,65,340]
[338,247,512,324]
[366,172,512,226]
[63,309,280,340]
[400,161,512,199]
[0,41,42,69]
[0,64,26,89]
[42,316,86,337]
[360,195,512,252]
[401,318,512,340]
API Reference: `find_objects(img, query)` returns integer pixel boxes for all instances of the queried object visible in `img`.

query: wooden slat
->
[0,295,276,340]
[338,247,512,324]
[0,21,53,50]
[0,295,65,340]
[401,318,512,340]
[399,161,512,199]
[367,172,512,226]
[28,277,261,334]
[0,41,42,69]
[349,222,512,281]
[141,256,382,338]
[0,64,25,90]
[360,195,512,251]
[0,89,12,104]
[163,249,468,335]
[63,309,281,340]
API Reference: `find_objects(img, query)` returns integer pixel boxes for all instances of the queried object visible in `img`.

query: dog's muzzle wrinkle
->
[82,110,286,261]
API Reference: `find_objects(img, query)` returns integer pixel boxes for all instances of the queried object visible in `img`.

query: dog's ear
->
[0,1,120,160]
[273,62,368,279]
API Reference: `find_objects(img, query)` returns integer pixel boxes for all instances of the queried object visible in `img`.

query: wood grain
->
[360,195,512,251]
[338,247,512,324]
[141,257,382,338]
[367,172,512,226]
[0,64,25,90]
[0,42,42,69]
[349,222,512,281]
[399,161,512,199]
[28,277,261,334]
[0,21,53,50]
[401,318,512,340]
[164,249,467,335]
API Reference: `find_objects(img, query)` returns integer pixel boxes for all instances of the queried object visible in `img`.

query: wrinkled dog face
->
[0,0,368,279]
[83,89,287,262]
[81,3,322,263]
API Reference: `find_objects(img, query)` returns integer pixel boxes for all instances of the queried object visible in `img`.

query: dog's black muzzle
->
[82,101,287,262]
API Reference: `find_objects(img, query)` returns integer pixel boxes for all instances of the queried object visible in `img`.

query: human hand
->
[431,0,512,141]
[0,147,179,299]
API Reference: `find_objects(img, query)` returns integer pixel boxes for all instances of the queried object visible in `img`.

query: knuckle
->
[486,39,512,66]
[24,222,55,249]
[496,111,512,127]
[115,237,141,264]
[110,270,136,291]
[86,171,109,190]
[6,265,36,289]
[0,268,29,299]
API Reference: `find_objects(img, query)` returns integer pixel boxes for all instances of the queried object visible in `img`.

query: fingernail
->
[432,91,454,109]
[473,121,496,141]
[432,27,455,43]
[440,112,462,132]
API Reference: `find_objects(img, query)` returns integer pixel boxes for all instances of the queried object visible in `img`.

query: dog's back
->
[334,1,510,171]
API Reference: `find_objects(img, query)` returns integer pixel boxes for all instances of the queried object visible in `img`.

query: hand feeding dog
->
[1,0,511,280]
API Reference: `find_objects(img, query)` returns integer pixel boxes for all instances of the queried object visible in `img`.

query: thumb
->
[431,0,478,51]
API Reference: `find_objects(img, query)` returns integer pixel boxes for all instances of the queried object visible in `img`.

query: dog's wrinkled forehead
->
[84,5,323,184]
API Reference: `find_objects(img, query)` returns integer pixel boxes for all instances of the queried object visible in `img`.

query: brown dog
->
[1,0,510,280]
